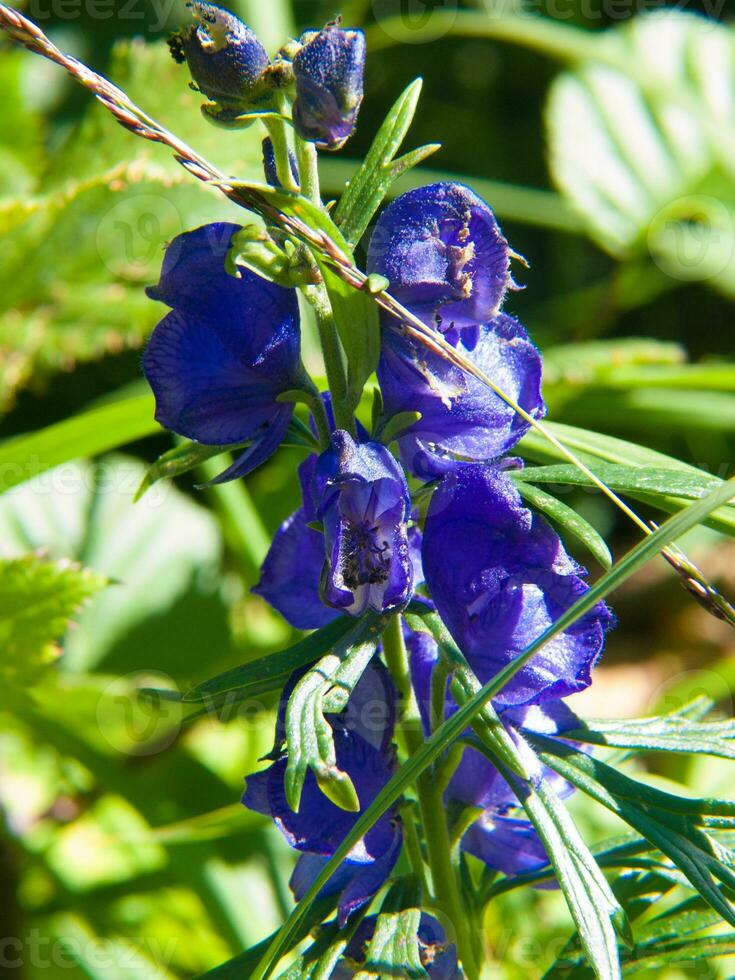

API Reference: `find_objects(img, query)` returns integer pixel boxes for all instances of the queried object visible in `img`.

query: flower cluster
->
[143,6,613,971]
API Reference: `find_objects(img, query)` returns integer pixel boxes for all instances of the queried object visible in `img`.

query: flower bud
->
[292,23,366,150]
[168,1,270,113]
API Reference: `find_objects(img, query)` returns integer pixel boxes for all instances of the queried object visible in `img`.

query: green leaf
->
[181,616,356,705]
[514,479,612,569]
[355,908,428,980]
[135,440,244,501]
[244,477,735,980]
[530,735,735,928]
[332,78,439,248]
[566,710,735,760]
[0,456,223,674]
[517,420,735,536]
[285,621,382,812]
[0,393,157,495]
[0,555,107,690]
[546,10,735,296]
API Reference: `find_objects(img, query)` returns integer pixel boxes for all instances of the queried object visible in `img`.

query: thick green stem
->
[305,285,356,437]
[381,615,481,980]
[295,136,321,206]
[263,114,298,193]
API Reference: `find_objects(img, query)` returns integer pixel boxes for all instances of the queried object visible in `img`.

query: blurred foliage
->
[1,0,735,977]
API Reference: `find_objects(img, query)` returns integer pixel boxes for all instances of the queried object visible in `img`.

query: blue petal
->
[423,466,613,708]
[378,314,545,479]
[204,405,294,483]
[252,506,336,630]
[462,814,549,877]
[368,182,510,328]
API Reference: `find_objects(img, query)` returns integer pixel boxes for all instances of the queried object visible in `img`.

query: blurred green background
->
[1,0,734,976]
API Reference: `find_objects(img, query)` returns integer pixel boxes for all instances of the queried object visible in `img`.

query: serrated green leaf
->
[566,711,735,760]
[0,555,107,689]
[514,479,612,569]
[332,79,436,248]
[546,10,735,297]
[355,908,428,980]
[285,622,382,812]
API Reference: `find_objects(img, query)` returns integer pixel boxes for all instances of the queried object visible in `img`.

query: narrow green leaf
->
[135,440,242,501]
[531,735,735,928]
[0,394,157,495]
[183,617,356,704]
[378,411,423,446]
[566,712,735,760]
[333,79,432,247]
[515,479,612,569]
[284,620,382,812]
[247,478,735,980]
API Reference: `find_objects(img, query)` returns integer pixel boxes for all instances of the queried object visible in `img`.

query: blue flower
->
[332,913,461,979]
[309,432,414,617]
[292,24,366,150]
[378,314,545,479]
[422,465,613,708]
[169,2,270,113]
[143,222,302,484]
[243,662,402,925]
[408,625,579,878]
[368,182,511,329]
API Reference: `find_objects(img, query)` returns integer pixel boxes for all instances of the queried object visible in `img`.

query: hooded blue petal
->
[292,25,366,150]
[462,815,549,877]
[309,431,414,617]
[423,466,613,708]
[143,223,301,481]
[368,182,511,329]
[378,314,545,479]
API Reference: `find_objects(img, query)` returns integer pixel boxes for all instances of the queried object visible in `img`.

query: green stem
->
[381,615,481,980]
[295,136,321,206]
[305,285,356,437]
[263,113,298,193]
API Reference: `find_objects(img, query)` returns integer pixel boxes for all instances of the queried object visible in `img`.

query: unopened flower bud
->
[292,23,366,151]
[169,1,270,113]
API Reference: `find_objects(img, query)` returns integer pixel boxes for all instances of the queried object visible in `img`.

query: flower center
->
[342,521,391,588]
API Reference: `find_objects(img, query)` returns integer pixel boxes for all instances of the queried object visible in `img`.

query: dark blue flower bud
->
[292,24,366,150]
[169,2,270,113]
